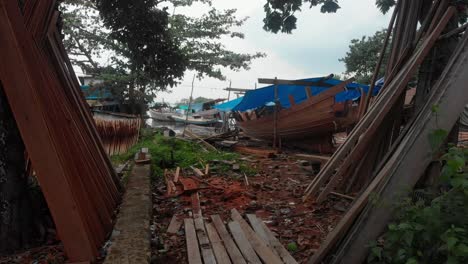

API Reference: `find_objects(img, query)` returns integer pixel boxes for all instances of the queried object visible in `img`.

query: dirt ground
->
[150,151,353,264]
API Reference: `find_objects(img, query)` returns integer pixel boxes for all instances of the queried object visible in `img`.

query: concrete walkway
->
[104,164,152,264]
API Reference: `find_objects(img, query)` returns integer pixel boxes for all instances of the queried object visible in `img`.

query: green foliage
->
[61,0,263,90]
[339,29,389,84]
[429,129,449,152]
[112,129,256,179]
[170,7,265,80]
[262,0,395,33]
[368,146,468,264]
[287,242,298,252]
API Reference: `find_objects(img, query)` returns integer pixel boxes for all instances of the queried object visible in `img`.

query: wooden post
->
[227,80,232,101]
[273,77,279,149]
[305,86,312,99]
[183,75,196,136]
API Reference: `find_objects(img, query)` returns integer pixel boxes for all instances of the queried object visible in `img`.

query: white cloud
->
[157,0,393,104]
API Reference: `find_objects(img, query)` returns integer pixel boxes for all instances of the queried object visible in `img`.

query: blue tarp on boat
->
[232,77,379,112]
[214,97,244,112]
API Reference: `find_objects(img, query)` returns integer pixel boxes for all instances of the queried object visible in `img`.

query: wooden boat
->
[170,114,219,126]
[235,80,362,151]
[149,109,173,122]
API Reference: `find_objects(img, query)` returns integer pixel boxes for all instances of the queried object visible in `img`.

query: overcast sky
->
[158,0,392,103]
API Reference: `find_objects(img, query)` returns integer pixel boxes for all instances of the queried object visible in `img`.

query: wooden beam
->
[305,86,312,98]
[211,215,247,264]
[194,218,217,264]
[184,219,203,264]
[205,222,232,264]
[228,221,262,264]
[247,215,298,264]
[303,8,455,202]
[224,88,253,92]
[231,209,283,264]
[288,95,296,106]
[258,75,335,86]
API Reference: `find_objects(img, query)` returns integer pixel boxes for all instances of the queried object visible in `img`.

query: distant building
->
[76,72,119,112]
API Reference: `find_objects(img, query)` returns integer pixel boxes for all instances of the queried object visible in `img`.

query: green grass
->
[111,128,256,180]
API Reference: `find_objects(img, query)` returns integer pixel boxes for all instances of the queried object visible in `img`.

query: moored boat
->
[149,109,174,122]
[232,76,379,152]
[170,114,219,126]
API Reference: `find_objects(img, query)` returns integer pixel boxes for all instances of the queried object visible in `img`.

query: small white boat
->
[149,109,174,122]
[170,114,219,126]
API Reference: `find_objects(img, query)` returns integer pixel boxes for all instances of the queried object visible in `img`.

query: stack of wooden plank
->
[181,209,298,264]
[0,1,121,262]
[302,0,468,263]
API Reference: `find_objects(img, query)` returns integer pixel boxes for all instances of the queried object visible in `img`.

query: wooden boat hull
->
[149,109,173,122]
[237,95,360,141]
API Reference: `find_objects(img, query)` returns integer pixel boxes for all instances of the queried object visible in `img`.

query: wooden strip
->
[174,167,180,183]
[228,221,262,264]
[0,4,99,261]
[211,215,247,264]
[230,209,283,264]
[205,222,232,264]
[258,77,334,87]
[185,129,218,152]
[194,218,217,264]
[288,95,296,106]
[184,219,203,264]
[191,166,205,177]
[248,215,298,264]
[305,86,312,98]
[328,20,468,264]
[167,215,182,234]
[246,214,269,245]
[191,192,202,218]
[303,8,456,202]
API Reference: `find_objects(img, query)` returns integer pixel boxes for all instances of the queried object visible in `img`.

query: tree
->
[263,0,395,33]
[339,30,389,84]
[60,0,264,113]
[170,5,265,80]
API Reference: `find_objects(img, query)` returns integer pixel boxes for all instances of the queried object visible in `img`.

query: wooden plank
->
[174,167,180,183]
[305,86,312,98]
[185,129,218,152]
[246,214,269,245]
[326,20,468,264]
[191,166,205,177]
[184,218,203,264]
[295,153,331,163]
[230,209,283,264]
[211,215,247,264]
[228,221,262,264]
[248,215,298,264]
[258,77,334,87]
[0,3,100,261]
[303,8,456,202]
[314,5,456,204]
[194,217,217,264]
[232,145,278,157]
[191,192,202,218]
[224,88,253,92]
[205,222,232,264]
[288,95,296,106]
[167,215,182,234]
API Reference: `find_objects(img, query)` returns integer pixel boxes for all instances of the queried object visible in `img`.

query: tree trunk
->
[0,83,37,254]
